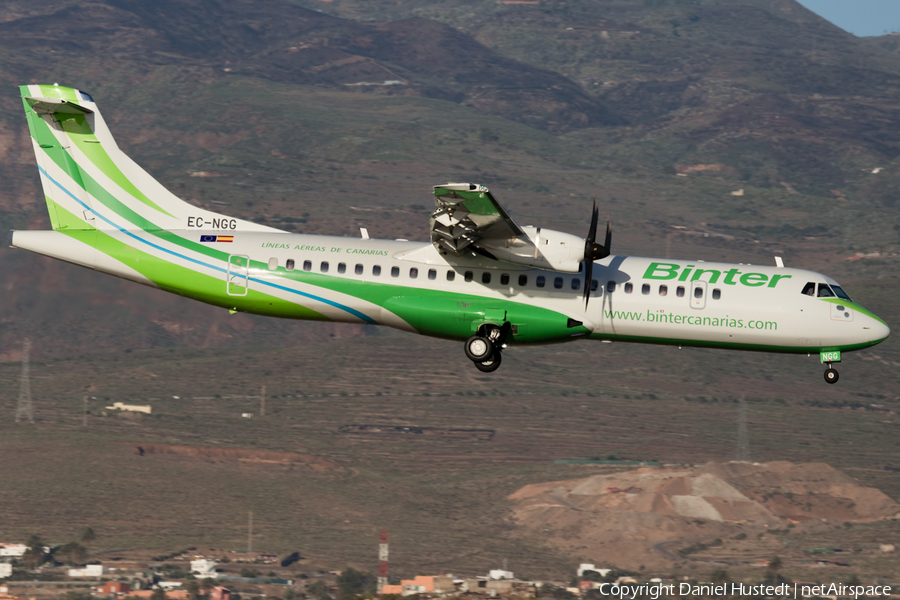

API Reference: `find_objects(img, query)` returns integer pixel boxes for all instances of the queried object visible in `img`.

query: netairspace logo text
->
[596,582,892,599]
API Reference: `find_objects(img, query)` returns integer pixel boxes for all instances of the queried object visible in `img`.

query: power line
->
[15,339,34,424]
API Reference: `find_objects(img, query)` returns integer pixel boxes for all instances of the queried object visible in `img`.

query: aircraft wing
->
[430,183,525,257]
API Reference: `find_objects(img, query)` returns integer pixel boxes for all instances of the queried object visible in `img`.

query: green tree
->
[55,542,88,566]
[337,568,375,600]
[78,527,96,544]
[764,556,789,585]
[185,580,203,600]
[23,535,47,569]
[307,580,332,600]
[710,569,730,584]
[150,588,167,600]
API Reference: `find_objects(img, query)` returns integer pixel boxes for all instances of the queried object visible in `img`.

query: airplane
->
[9,84,890,383]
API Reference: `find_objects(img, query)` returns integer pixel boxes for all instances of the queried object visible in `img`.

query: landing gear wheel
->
[824,368,839,384]
[474,351,502,373]
[464,335,494,362]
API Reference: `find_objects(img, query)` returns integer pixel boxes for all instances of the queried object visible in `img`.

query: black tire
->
[474,352,502,373]
[824,368,839,384]
[464,335,494,362]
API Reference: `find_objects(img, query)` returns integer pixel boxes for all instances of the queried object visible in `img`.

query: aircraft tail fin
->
[19,84,279,234]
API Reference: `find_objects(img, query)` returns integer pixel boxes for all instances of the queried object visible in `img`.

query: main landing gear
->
[464,323,510,373]
[824,364,839,384]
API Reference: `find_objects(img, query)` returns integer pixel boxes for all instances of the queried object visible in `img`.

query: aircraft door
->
[690,280,707,309]
[227,254,250,296]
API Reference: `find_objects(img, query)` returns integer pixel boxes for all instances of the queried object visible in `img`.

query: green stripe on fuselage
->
[588,332,883,354]
[50,201,329,321]
[820,297,887,326]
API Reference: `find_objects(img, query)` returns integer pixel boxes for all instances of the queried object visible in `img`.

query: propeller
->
[583,198,611,309]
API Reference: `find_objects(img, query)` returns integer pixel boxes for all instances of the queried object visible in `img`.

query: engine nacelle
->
[489,226,585,273]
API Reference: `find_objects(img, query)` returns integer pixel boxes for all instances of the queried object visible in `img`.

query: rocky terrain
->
[510,461,900,569]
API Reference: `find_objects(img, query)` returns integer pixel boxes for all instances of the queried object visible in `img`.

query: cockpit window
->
[817,283,835,298]
[831,285,852,301]
[801,282,815,296]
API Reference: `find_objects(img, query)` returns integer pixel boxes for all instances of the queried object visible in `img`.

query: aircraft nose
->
[866,317,890,344]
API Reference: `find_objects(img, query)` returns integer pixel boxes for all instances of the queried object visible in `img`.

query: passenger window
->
[694,286,703,298]
[464,271,473,282]
[591,280,599,292]
[428,269,436,280]
[355,264,363,275]
[501,274,510,285]
[659,285,668,296]
[286,259,295,271]
[391,266,400,278]
[801,282,815,296]
[447,270,456,281]
[536,276,546,288]
[607,281,616,293]
[303,260,312,272]
[373,265,381,276]
[338,263,346,274]
[482,272,491,284]
[676,286,685,297]
[554,277,563,289]
[641,284,650,295]
[712,288,721,300]
[410,268,418,279]
[817,283,835,298]
[320,261,329,273]
[624,283,633,294]
[518,274,528,286]
[267,258,278,270]
[571,278,581,290]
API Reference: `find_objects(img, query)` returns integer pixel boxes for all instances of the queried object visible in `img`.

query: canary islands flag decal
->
[200,235,234,242]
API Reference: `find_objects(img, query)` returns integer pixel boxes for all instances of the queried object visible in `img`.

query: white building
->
[0,545,26,558]
[488,570,514,580]
[159,582,183,590]
[68,565,106,577]
[190,559,218,578]
[105,402,152,414]
[577,564,611,578]
[0,564,12,578]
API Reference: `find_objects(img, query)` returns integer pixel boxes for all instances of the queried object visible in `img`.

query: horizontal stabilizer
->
[26,96,93,116]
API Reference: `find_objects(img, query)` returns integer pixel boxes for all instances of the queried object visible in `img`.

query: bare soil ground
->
[510,461,899,570]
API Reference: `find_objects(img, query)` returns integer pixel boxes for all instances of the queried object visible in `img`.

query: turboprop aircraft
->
[10,85,891,382]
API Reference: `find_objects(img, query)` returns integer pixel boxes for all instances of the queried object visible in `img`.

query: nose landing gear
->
[464,323,510,373]
[824,364,839,384]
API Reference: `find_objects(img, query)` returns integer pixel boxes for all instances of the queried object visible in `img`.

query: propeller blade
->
[583,199,599,309]
[583,258,593,310]
[601,216,611,259]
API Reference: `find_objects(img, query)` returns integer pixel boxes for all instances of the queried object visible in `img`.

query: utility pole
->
[377,529,389,594]
[260,385,266,417]
[248,511,253,554]
[15,339,34,423]
[736,396,749,462]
